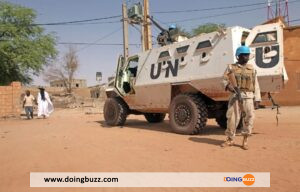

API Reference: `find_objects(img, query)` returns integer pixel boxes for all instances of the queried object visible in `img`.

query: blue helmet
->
[235,46,250,57]
[169,24,176,30]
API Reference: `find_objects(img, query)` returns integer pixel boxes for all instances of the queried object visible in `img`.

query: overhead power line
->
[164,0,300,24]
[167,6,266,23]
[22,0,286,26]
[33,1,272,26]
[32,15,121,26]
[290,18,300,23]
[153,1,267,14]
[43,20,121,26]
[75,27,123,52]
[59,42,141,46]
[0,20,121,28]
[3,0,297,27]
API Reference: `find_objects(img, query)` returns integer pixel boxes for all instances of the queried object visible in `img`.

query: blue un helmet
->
[169,24,176,30]
[235,45,250,57]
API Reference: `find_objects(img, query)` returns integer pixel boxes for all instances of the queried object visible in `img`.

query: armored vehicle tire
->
[216,111,227,129]
[169,94,208,135]
[103,97,129,126]
[144,113,166,123]
[216,111,242,129]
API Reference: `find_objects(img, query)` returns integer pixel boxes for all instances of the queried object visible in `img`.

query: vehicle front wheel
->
[103,97,129,126]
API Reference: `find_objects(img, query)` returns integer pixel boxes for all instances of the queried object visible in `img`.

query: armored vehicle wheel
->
[216,111,227,129]
[144,113,166,123]
[216,111,242,129]
[169,94,208,135]
[103,97,129,126]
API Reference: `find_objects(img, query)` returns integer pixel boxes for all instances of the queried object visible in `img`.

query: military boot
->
[242,135,249,150]
[221,137,234,148]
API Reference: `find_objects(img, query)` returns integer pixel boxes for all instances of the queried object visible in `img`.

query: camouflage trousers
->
[225,95,254,140]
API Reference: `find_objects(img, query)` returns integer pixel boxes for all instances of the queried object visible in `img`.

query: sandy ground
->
[0,106,299,192]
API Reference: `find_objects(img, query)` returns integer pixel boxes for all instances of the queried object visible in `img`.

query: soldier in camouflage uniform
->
[221,46,261,150]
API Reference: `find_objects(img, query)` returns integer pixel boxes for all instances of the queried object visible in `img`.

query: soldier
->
[221,46,261,150]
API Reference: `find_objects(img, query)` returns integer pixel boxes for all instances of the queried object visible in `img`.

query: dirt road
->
[0,107,299,192]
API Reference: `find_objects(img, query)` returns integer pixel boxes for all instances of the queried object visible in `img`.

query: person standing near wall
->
[37,87,54,119]
[23,90,35,119]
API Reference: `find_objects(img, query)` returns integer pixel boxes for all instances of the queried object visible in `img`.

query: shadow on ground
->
[188,137,224,146]
[95,119,226,136]
[188,137,246,148]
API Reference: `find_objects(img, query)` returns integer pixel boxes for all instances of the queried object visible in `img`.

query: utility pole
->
[142,0,152,51]
[122,2,129,63]
[267,0,290,25]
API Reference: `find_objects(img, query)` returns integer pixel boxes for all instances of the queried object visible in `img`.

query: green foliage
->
[171,23,225,39]
[176,25,191,38]
[191,23,225,37]
[0,2,57,85]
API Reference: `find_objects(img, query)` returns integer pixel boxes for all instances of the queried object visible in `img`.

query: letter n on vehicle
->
[165,59,179,78]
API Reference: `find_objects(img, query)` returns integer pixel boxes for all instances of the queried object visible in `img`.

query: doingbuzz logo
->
[224,174,255,186]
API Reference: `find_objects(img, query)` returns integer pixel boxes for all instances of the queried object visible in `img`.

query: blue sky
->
[6,0,300,86]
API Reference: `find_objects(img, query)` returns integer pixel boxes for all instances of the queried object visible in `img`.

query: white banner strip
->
[30,172,270,187]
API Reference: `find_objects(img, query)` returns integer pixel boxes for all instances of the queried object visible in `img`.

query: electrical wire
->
[2,0,298,27]
[74,27,122,52]
[290,18,300,23]
[0,20,121,28]
[42,20,121,26]
[163,0,300,24]
[32,15,121,26]
[167,6,266,23]
[130,24,142,34]
[59,42,141,46]
[153,0,291,14]
[153,1,267,14]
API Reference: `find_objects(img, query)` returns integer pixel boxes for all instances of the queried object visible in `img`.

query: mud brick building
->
[50,79,87,88]
[0,82,21,118]
[273,25,300,105]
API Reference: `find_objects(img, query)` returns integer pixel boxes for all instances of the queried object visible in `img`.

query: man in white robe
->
[37,87,54,118]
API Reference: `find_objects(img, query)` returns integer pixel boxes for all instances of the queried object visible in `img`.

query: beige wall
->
[50,79,87,88]
[272,26,300,105]
[0,82,21,118]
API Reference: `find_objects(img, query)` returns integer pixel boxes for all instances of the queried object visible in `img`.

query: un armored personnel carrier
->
[103,22,288,134]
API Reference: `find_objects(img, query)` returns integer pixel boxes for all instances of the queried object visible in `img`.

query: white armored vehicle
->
[104,22,288,134]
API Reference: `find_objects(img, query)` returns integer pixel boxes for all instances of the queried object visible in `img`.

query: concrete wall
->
[50,79,87,88]
[73,88,91,98]
[22,87,65,97]
[0,82,21,118]
[272,26,300,105]
[22,86,92,98]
